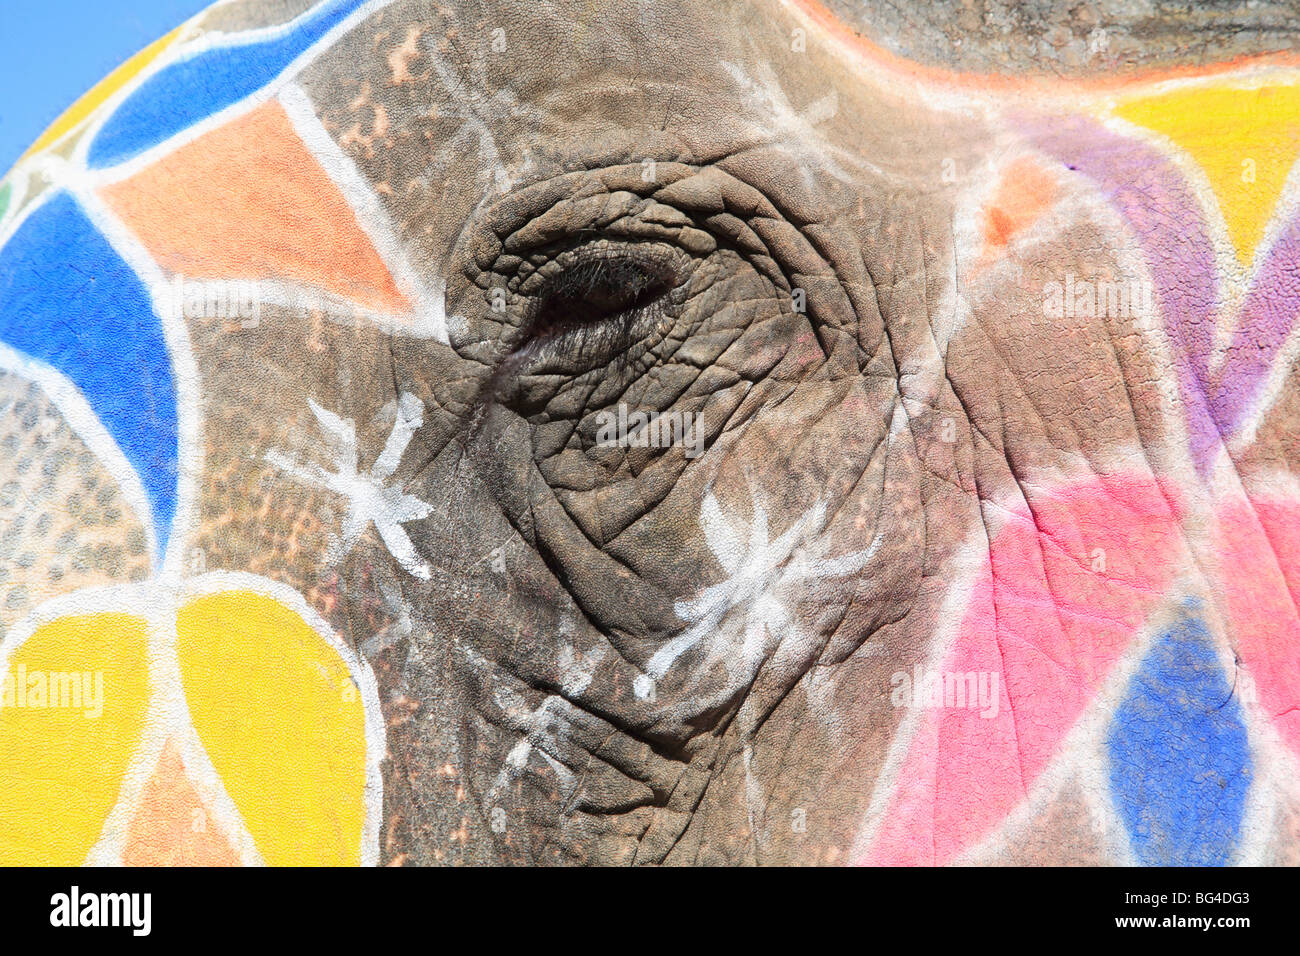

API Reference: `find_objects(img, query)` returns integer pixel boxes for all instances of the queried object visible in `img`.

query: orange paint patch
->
[974,158,1058,274]
[100,101,409,315]
[123,740,239,867]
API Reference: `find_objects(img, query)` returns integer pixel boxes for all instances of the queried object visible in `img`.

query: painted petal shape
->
[0,191,177,555]
[176,588,374,866]
[1219,492,1300,756]
[859,475,1183,865]
[88,0,368,168]
[0,613,150,865]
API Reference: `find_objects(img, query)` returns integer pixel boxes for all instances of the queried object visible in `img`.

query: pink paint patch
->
[860,475,1183,865]
[1219,495,1300,754]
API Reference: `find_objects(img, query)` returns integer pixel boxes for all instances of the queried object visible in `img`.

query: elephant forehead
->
[293,0,981,193]
[815,0,1300,76]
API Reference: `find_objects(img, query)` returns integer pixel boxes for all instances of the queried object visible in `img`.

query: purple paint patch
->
[1212,213,1300,436]
[1018,113,1224,472]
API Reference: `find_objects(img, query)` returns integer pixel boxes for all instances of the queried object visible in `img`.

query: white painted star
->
[635,487,882,698]
[719,61,858,186]
[267,392,434,580]
[475,616,607,804]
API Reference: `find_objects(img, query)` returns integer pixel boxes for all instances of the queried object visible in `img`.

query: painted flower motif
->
[0,573,383,866]
[0,3,426,869]
[856,71,1300,867]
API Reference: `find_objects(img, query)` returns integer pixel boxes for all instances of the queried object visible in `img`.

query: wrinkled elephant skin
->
[1,0,1300,867]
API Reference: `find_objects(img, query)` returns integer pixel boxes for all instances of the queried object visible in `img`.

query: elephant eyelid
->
[510,248,679,364]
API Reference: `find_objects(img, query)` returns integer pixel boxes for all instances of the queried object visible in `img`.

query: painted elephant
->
[1,0,1300,866]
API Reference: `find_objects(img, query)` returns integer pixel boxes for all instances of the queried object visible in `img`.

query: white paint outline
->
[849,467,1207,865]
[65,183,204,580]
[182,570,385,867]
[0,580,261,866]
[78,0,402,186]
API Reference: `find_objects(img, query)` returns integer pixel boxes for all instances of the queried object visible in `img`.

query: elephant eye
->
[510,247,680,369]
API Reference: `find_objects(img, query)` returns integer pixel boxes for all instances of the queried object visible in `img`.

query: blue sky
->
[0,0,210,173]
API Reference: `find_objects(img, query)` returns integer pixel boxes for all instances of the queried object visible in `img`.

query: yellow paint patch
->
[22,27,182,158]
[0,614,149,865]
[1115,84,1300,265]
[176,591,367,866]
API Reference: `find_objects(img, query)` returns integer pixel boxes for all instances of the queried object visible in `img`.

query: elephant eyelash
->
[510,250,679,368]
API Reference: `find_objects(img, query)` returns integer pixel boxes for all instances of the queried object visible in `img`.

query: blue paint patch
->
[1106,607,1252,865]
[0,191,177,554]
[88,0,365,168]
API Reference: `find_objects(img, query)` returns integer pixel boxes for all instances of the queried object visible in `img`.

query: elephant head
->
[2,0,1299,866]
